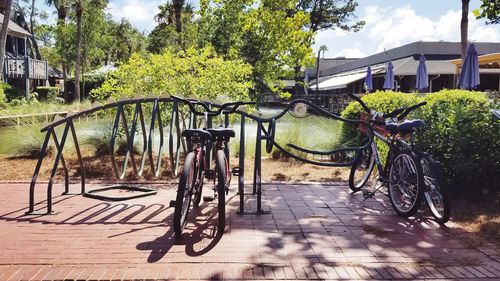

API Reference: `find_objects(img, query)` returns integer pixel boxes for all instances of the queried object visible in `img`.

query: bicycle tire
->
[388,150,424,217]
[215,149,227,232]
[349,147,375,192]
[420,154,450,224]
[173,152,196,236]
[193,158,204,207]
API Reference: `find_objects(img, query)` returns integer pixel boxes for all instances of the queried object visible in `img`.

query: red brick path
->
[0,182,499,280]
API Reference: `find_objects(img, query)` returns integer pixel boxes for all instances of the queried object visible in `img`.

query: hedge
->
[35,86,60,101]
[340,90,500,195]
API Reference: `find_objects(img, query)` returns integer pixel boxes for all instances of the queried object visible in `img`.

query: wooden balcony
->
[4,58,48,80]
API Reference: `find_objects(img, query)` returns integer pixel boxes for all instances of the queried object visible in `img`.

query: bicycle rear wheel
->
[215,149,227,232]
[388,150,424,217]
[349,147,376,192]
[420,154,450,224]
[173,152,196,236]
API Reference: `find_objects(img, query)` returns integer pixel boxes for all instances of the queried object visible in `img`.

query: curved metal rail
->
[26,96,374,215]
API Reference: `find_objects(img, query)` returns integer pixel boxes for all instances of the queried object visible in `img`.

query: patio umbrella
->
[415,54,429,91]
[383,61,394,90]
[365,66,373,92]
[458,43,480,90]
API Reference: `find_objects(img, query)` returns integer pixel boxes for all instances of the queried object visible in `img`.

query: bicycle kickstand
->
[362,181,384,201]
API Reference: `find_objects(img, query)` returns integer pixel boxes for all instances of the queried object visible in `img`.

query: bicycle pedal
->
[362,191,375,199]
[231,167,240,176]
[203,196,214,202]
[205,170,215,180]
[169,200,176,207]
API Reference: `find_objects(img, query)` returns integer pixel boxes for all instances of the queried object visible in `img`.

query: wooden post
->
[25,57,29,99]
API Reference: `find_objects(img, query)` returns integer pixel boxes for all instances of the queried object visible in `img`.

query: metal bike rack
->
[26,97,373,216]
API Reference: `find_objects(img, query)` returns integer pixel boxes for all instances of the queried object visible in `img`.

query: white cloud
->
[334,48,365,58]
[315,5,500,57]
[107,0,161,31]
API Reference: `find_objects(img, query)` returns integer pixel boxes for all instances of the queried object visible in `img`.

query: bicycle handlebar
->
[170,95,255,116]
[348,93,426,121]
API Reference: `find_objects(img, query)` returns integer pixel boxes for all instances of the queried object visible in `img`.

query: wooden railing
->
[4,58,48,80]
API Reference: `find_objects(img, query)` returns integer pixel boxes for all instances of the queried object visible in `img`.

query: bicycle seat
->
[385,119,425,134]
[182,129,212,141]
[207,128,235,141]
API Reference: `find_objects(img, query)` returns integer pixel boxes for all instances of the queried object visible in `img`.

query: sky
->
[39,0,500,58]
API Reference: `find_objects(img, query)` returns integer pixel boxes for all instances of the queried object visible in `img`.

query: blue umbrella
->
[415,54,429,91]
[459,43,480,89]
[383,61,394,90]
[365,66,373,92]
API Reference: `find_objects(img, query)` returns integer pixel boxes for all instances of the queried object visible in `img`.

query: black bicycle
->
[348,94,450,224]
[170,95,253,236]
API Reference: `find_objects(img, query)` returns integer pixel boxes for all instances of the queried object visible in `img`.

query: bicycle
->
[170,95,253,236]
[348,94,450,224]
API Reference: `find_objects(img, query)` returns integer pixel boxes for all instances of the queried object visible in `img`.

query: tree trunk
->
[62,63,67,101]
[74,2,83,103]
[461,0,469,61]
[29,0,42,60]
[173,0,184,33]
[0,0,13,81]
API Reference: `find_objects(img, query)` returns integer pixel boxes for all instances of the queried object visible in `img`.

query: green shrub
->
[36,86,61,102]
[66,73,107,101]
[0,120,53,158]
[90,46,253,102]
[340,90,500,195]
[0,82,10,107]
[5,86,25,101]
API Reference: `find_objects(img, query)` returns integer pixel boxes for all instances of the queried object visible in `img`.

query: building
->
[301,41,500,112]
[0,12,49,98]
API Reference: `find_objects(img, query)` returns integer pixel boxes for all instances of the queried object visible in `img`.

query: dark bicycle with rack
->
[348,94,450,224]
[169,95,254,236]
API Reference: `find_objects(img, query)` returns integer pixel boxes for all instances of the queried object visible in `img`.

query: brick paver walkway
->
[0,182,499,280]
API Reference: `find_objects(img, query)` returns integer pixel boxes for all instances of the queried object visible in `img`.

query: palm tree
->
[0,0,13,82]
[172,0,184,32]
[155,2,174,25]
[461,0,470,61]
[319,45,328,58]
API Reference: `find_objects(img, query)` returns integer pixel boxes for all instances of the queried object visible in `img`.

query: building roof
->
[0,13,31,38]
[306,58,358,78]
[320,41,500,77]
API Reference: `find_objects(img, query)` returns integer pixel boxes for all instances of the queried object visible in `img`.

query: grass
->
[0,119,52,158]
[0,100,92,117]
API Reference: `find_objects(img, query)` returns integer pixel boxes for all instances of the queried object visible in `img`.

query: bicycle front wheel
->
[349,147,376,192]
[421,154,450,224]
[173,152,196,236]
[215,149,227,232]
[388,150,424,217]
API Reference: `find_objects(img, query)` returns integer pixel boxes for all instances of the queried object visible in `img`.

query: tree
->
[73,0,83,102]
[460,0,469,61]
[319,45,328,58]
[45,0,70,101]
[0,0,14,82]
[295,0,364,37]
[474,0,500,24]
[173,0,184,32]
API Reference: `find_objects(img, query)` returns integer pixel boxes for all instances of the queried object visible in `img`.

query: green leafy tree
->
[91,47,253,102]
[474,0,500,24]
[319,44,328,58]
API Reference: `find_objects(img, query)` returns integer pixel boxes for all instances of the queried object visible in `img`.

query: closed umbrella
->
[365,66,373,92]
[459,43,480,89]
[383,61,394,90]
[303,69,309,95]
[415,54,429,91]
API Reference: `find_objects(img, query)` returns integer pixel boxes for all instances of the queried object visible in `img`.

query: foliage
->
[66,73,107,100]
[0,100,91,116]
[36,86,61,102]
[198,0,315,100]
[91,47,253,102]
[340,90,499,194]
[474,0,500,24]
[294,0,365,33]
[0,82,11,107]
[0,119,52,158]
